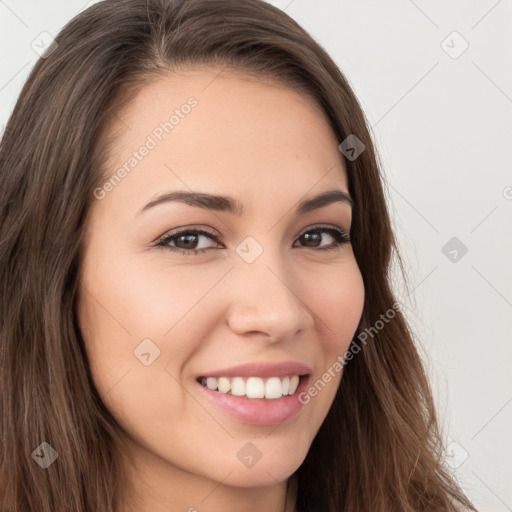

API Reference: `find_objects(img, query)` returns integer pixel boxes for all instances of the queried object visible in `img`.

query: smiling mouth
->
[196,374,309,400]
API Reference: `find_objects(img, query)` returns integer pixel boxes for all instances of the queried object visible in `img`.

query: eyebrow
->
[137,188,353,217]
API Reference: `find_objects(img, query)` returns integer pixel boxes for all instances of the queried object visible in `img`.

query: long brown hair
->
[0,1,477,510]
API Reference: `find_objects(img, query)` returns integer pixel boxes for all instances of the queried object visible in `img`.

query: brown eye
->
[294,226,350,251]
[155,228,222,254]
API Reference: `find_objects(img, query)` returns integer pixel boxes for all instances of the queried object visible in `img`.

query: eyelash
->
[154,224,351,256]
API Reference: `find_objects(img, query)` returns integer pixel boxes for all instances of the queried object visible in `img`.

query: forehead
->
[96,67,349,217]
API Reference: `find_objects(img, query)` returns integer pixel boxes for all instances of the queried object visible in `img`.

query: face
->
[77,67,365,508]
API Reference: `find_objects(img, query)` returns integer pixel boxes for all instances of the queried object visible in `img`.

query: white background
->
[1,1,511,510]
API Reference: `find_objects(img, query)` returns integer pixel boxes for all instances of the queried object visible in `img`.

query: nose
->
[225,251,315,341]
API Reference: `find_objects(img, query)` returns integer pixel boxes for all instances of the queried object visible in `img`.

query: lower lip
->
[196,375,311,426]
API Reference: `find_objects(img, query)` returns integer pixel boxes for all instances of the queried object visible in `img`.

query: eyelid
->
[155,223,348,241]
[297,223,349,238]
[154,226,223,246]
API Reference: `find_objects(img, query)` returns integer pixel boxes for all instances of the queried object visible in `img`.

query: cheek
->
[77,249,230,400]
[79,248,218,344]
[298,260,365,407]
[76,259,209,442]
[306,259,365,349]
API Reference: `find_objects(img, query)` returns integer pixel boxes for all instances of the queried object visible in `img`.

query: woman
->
[0,0,477,511]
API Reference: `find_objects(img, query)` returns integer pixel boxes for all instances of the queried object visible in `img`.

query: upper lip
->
[197,361,312,379]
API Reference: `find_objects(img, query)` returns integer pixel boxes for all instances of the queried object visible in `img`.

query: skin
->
[77,67,365,512]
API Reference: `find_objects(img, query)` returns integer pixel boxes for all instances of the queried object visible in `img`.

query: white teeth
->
[288,375,299,395]
[206,377,218,391]
[199,375,303,399]
[217,377,231,394]
[265,377,283,399]
[281,376,290,395]
[231,377,246,396]
[246,377,265,398]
